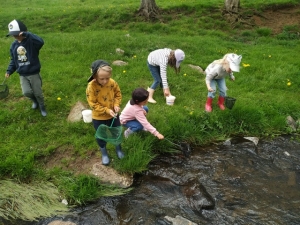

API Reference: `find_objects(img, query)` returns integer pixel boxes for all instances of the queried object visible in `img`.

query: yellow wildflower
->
[242,63,250,67]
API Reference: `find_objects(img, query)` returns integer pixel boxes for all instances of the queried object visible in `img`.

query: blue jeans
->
[147,62,162,90]
[93,116,121,148]
[123,106,148,132]
[207,78,226,98]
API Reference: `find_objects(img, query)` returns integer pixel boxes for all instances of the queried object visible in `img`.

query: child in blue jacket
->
[5,19,47,116]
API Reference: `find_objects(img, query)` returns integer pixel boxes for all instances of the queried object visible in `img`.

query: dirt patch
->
[223,4,300,35]
[42,147,102,175]
[252,4,300,34]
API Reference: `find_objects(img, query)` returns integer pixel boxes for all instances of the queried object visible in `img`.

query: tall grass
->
[0,0,299,221]
[0,180,68,221]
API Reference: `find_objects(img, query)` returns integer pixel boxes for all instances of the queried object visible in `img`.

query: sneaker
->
[124,128,133,138]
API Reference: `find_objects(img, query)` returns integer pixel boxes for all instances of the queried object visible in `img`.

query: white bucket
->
[166,95,176,106]
[82,109,92,123]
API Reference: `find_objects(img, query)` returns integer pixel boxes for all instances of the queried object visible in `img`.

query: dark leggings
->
[92,116,121,148]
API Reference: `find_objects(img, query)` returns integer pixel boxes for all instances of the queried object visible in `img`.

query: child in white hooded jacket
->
[204,53,242,112]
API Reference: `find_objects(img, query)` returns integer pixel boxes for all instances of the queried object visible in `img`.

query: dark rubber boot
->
[40,104,47,117]
[115,145,125,159]
[28,97,38,109]
[100,147,110,165]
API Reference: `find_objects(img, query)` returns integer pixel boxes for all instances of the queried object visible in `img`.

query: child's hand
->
[163,88,170,97]
[114,106,120,113]
[208,87,214,92]
[109,110,117,118]
[143,109,147,116]
[157,133,164,139]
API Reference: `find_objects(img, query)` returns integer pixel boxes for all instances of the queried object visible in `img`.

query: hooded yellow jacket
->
[86,78,122,120]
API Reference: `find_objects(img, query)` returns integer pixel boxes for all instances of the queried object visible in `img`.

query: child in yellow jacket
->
[86,60,124,165]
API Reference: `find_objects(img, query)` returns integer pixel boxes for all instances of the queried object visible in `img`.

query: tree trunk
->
[138,0,160,20]
[224,0,240,13]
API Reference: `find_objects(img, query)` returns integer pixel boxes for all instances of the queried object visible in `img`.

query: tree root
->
[138,1,160,20]
[223,8,257,28]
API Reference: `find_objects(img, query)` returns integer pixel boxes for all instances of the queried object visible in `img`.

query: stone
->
[286,116,297,131]
[67,101,89,122]
[188,64,205,74]
[91,162,133,188]
[244,137,259,146]
[116,48,125,55]
[112,60,128,66]
[223,139,231,146]
[164,215,197,225]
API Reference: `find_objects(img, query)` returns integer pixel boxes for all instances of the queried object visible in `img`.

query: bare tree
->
[223,0,256,28]
[224,0,240,13]
[138,0,160,19]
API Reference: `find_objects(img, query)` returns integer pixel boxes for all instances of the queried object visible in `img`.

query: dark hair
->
[130,88,149,105]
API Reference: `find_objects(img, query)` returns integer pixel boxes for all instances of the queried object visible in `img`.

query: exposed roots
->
[222,8,258,28]
[137,8,160,20]
[138,0,161,20]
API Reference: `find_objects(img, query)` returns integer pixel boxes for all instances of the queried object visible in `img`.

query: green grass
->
[0,0,300,221]
[0,180,68,221]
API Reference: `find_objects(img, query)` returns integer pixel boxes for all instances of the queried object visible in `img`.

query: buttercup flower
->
[57,97,61,101]
[287,82,291,86]
[123,70,126,73]
[242,63,250,67]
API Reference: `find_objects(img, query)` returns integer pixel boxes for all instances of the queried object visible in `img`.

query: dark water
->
[3,135,300,225]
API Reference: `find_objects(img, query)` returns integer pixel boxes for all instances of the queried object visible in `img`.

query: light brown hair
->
[168,50,180,74]
[213,54,230,71]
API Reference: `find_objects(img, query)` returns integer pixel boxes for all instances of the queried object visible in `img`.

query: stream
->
[2,135,300,224]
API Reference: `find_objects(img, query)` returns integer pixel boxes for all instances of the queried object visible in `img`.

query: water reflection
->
[3,135,300,224]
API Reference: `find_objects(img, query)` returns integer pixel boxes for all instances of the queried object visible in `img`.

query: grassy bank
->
[0,0,299,221]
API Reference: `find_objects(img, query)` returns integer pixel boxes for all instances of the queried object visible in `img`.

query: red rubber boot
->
[205,97,213,112]
[218,96,226,110]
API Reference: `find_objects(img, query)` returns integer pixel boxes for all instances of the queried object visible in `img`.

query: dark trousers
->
[92,116,121,148]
